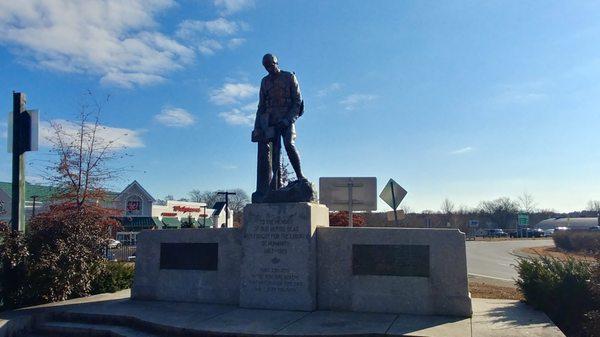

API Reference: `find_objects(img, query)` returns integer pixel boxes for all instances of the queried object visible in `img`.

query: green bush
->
[553,231,600,253]
[516,256,595,336]
[583,255,600,337]
[0,204,117,310]
[91,262,135,294]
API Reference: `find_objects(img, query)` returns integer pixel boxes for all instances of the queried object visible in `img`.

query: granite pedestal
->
[239,202,329,311]
[132,203,472,317]
[132,228,242,304]
[317,227,472,316]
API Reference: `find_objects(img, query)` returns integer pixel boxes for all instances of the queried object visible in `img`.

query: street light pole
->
[217,191,236,227]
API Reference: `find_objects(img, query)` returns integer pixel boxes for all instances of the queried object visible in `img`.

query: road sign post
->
[319,177,377,228]
[379,179,407,227]
[8,92,38,231]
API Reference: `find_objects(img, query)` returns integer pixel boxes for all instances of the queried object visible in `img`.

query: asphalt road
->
[466,239,553,282]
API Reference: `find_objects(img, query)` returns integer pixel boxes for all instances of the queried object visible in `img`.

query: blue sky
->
[1,0,599,212]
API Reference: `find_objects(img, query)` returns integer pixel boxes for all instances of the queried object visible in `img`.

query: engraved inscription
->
[352,244,429,277]
[160,243,218,270]
[244,213,309,294]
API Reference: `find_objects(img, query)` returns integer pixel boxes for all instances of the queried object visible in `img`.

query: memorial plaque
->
[352,244,429,277]
[160,243,218,270]
[240,203,329,311]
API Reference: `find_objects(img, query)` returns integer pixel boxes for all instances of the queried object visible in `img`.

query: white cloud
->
[176,18,238,38]
[493,81,549,105]
[227,38,246,49]
[154,107,196,127]
[210,82,258,105]
[339,94,377,110]
[317,82,342,97]
[0,0,194,88]
[450,146,474,155]
[40,120,144,149]
[197,39,224,55]
[218,101,257,126]
[214,0,254,15]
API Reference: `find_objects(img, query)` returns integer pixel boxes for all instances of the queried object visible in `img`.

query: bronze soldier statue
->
[252,54,313,203]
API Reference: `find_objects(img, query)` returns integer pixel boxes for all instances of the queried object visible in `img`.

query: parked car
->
[589,226,600,232]
[509,228,544,238]
[485,229,508,237]
[529,228,546,237]
[127,252,136,262]
[543,228,555,236]
[107,239,121,249]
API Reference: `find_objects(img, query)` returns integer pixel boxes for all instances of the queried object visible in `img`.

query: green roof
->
[0,181,119,203]
[0,181,56,202]
[161,217,181,229]
[196,218,213,228]
[116,217,157,231]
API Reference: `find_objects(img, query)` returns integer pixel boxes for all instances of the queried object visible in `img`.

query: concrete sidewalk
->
[1,290,565,337]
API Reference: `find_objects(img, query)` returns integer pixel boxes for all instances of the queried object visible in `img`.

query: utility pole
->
[11,92,27,231]
[202,205,207,228]
[217,191,236,227]
[31,195,39,217]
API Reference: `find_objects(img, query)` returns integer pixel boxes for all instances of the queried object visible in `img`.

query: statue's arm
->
[287,73,303,124]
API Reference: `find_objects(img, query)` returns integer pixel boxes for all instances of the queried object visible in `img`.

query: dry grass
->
[469,281,523,300]
[519,246,595,262]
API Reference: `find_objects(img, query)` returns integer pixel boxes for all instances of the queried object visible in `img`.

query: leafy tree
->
[329,211,365,227]
[1,93,123,309]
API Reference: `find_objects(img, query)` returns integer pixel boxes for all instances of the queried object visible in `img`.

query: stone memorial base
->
[132,203,472,317]
[132,228,242,304]
[317,227,472,316]
[240,202,329,311]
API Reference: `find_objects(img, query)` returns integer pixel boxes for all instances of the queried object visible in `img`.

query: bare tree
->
[188,190,220,208]
[587,200,600,213]
[45,92,126,208]
[518,192,537,213]
[225,189,250,213]
[479,197,519,229]
[440,198,455,227]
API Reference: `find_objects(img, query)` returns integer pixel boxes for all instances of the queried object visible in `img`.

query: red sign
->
[127,201,140,211]
[161,212,177,217]
[173,205,201,213]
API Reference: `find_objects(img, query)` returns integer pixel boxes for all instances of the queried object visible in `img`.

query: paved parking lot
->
[466,239,553,283]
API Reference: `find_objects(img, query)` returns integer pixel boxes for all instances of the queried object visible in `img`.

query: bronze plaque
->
[352,244,429,277]
[160,243,218,270]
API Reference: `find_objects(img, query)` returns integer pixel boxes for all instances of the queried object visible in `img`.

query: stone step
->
[34,321,160,337]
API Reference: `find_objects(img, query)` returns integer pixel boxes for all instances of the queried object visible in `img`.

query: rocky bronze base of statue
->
[253,179,316,204]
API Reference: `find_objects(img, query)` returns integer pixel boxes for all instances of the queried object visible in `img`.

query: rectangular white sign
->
[319,177,377,211]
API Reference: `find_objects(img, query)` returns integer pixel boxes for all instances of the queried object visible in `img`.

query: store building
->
[1,180,234,240]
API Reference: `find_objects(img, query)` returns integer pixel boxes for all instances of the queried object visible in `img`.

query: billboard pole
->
[11,92,26,231]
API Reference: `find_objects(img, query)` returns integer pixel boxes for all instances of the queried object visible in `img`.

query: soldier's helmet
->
[262,53,278,66]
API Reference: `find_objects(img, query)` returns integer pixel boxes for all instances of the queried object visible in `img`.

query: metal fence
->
[105,244,136,262]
